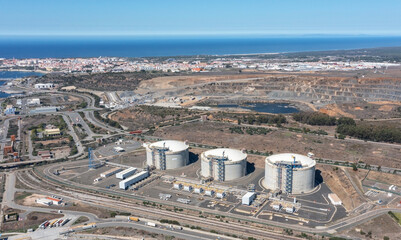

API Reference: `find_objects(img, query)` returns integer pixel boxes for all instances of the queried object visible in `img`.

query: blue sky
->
[1,0,401,36]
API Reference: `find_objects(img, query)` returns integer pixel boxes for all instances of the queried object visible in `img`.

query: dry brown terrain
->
[318,165,365,211]
[341,213,401,240]
[2,211,63,232]
[319,101,401,119]
[152,121,401,168]
[365,170,401,186]
[85,226,168,239]
[36,137,70,146]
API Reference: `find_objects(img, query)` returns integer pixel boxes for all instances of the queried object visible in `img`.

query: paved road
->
[39,159,401,236]
[63,111,96,140]
[73,221,236,240]
[60,114,84,157]
[4,172,239,240]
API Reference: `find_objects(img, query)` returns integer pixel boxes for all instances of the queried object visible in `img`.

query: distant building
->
[4,105,16,115]
[35,198,53,206]
[38,150,53,159]
[34,83,54,89]
[27,98,41,106]
[29,106,58,114]
[43,128,61,136]
[45,197,62,205]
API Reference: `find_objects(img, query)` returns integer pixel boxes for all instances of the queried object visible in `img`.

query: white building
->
[116,167,137,179]
[119,171,149,189]
[27,98,41,106]
[328,193,342,205]
[34,83,54,89]
[100,167,121,178]
[36,198,53,206]
[242,192,256,205]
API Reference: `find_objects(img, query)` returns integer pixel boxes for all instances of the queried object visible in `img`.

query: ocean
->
[0,36,401,58]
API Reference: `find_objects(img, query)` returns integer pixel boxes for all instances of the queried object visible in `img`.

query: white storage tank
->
[204,190,214,196]
[201,148,247,181]
[173,183,182,190]
[144,140,189,170]
[216,192,225,199]
[183,185,193,192]
[264,153,316,194]
[194,187,203,194]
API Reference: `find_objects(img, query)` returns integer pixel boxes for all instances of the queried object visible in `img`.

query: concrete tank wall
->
[145,142,189,170]
[264,153,316,194]
[200,151,247,181]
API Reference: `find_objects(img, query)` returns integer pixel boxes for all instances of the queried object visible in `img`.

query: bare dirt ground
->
[340,213,401,240]
[365,170,401,186]
[2,211,63,232]
[152,121,401,168]
[16,192,117,218]
[320,101,401,119]
[52,146,71,159]
[36,137,70,146]
[16,193,46,206]
[318,165,365,211]
[84,226,168,240]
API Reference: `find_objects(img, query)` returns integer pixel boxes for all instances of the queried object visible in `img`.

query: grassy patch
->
[72,216,89,225]
[15,191,32,201]
[388,211,401,225]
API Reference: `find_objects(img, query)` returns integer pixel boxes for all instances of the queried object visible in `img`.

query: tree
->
[352,163,358,171]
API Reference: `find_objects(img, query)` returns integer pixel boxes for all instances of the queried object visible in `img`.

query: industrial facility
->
[264,153,316,194]
[144,140,189,170]
[201,148,247,181]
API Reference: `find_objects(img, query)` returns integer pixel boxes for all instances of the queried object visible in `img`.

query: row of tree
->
[293,112,357,127]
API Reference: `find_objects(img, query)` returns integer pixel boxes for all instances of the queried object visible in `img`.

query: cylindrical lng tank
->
[201,148,247,181]
[264,153,316,194]
[144,140,189,170]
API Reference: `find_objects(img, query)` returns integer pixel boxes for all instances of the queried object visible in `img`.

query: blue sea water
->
[0,36,401,58]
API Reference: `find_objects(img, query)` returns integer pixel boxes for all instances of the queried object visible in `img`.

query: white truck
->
[146,222,156,227]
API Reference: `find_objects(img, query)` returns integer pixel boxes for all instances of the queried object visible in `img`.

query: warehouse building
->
[119,171,149,190]
[116,167,137,179]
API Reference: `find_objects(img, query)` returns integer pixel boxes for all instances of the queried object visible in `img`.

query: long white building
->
[264,153,316,194]
[116,167,137,179]
[119,171,149,190]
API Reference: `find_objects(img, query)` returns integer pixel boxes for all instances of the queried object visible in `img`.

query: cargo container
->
[82,223,96,230]
[128,216,139,222]
[204,190,214,196]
